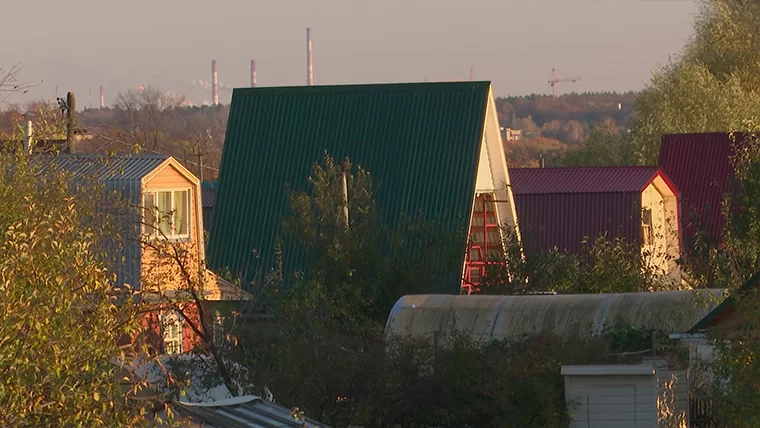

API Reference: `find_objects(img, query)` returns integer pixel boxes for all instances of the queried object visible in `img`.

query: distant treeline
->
[496,92,640,167]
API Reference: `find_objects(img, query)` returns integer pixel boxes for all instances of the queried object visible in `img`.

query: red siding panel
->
[514,192,640,255]
[658,132,745,246]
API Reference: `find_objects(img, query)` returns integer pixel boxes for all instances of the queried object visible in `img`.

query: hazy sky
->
[1,0,698,106]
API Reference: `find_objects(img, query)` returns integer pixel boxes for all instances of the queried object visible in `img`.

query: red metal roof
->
[509,167,679,256]
[514,192,641,255]
[658,132,745,245]
[509,167,664,195]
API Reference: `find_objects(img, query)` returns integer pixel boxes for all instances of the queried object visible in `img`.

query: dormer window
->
[143,189,191,240]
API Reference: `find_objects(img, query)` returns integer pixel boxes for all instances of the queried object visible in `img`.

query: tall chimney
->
[212,60,219,105]
[306,28,313,86]
[251,59,257,88]
[99,86,105,109]
[66,92,77,154]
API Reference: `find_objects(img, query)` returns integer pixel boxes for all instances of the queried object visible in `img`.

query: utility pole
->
[194,146,204,182]
[341,171,349,229]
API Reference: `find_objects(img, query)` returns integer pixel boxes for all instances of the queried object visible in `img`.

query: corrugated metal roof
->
[514,192,640,255]
[53,153,168,182]
[207,82,491,292]
[385,290,725,341]
[658,132,744,246]
[202,186,216,208]
[50,154,169,289]
[508,167,679,255]
[176,396,329,428]
[509,167,661,194]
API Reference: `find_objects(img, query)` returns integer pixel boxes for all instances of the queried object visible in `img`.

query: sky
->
[1,0,698,107]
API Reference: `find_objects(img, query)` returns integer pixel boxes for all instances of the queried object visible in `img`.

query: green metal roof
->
[207,81,492,292]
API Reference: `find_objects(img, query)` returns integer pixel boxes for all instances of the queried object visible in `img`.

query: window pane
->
[157,191,172,236]
[143,193,156,235]
[161,312,183,355]
[174,190,189,236]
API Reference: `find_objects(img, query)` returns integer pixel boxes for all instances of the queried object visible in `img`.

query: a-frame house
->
[207,81,519,294]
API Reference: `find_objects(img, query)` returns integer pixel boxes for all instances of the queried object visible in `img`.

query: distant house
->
[658,132,746,251]
[509,167,681,276]
[201,181,216,236]
[688,271,760,338]
[53,154,247,355]
[206,82,520,294]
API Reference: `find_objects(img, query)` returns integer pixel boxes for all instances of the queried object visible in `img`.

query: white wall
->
[565,374,656,428]
[641,176,681,281]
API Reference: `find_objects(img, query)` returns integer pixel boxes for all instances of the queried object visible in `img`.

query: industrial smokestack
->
[306,28,313,86]
[251,59,257,88]
[99,86,105,109]
[212,60,219,105]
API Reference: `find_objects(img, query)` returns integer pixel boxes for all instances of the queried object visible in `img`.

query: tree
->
[553,118,635,167]
[0,151,154,426]
[629,0,760,164]
[111,86,187,152]
[0,63,40,103]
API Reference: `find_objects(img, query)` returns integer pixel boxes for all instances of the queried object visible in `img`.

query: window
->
[160,312,183,355]
[143,189,191,239]
[642,208,654,246]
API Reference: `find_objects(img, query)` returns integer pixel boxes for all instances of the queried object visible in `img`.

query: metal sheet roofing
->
[658,132,744,246]
[508,167,662,194]
[508,167,679,255]
[53,154,169,182]
[202,186,216,208]
[176,396,329,428]
[207,82,492,292]
[514,192,641,255]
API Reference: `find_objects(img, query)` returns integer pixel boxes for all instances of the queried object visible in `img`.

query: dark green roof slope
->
[207,82,492,292]
[688,271,760,333]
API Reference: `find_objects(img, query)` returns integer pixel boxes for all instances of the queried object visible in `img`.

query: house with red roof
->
[658,132,746,253]
[509,166,681,277]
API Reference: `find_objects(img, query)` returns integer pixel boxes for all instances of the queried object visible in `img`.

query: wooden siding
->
[641,178,681,277]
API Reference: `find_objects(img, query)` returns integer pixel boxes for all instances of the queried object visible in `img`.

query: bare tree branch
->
[0,63,42,103]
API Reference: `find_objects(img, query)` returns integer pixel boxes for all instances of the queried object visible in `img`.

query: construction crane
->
[548,68,581,98]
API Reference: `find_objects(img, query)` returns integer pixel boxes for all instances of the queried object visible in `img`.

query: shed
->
[658,132,747,249]
[384,291,725,343]
[509,167,680,274]
[562,364,688,428]
[208,82,519,293]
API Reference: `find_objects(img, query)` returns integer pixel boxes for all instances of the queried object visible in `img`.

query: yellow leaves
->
[93,392,100,402]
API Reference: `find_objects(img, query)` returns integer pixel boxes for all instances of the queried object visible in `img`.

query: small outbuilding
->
[509,166,681,277]
[562,363,688,428]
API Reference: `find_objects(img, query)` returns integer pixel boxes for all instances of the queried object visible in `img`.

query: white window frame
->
[143,188,192,241]
[160,311,183,355]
